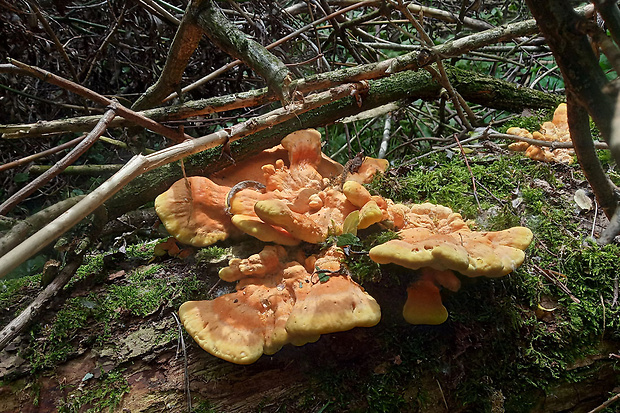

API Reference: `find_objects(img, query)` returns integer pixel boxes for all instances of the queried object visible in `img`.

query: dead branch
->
[195,0,293,104]
[0,104,117,216]
[131,0,205,110]
[525,0,613,142]
[27,164,125,176]
[0,195,84,258]
[2,60,192,143]
[489,132,609,150]
[0,81,368,278]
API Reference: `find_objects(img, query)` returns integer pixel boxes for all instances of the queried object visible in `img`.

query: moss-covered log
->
[105,66,562,218]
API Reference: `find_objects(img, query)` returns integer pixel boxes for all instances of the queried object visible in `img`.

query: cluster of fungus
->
[155,129,533,364]
[506,103,573,164]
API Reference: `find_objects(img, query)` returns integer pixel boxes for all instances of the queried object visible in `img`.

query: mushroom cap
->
[281,129,323,167]
[231,214,301,246]
[252,190,357,244]
[209,130,343,187]
[369,203,533,277]
[343,180,372,208]
[180,245,381,364]
[218,245,288,282]
[358,200,383,229]
[286,246,381,335]
[154,177,234,247]
[254,199,327,244]
[286,275,382,336]
[506,103,573,164]
[180,261,320,365]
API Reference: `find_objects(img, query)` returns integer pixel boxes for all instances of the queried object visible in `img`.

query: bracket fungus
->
[368,203,533,324]
[154,127,536,353]
[179,245,381,364]
[154,176,236,247]
[369,203,533,277]
[226,129,390,245]
[507,103,573,164]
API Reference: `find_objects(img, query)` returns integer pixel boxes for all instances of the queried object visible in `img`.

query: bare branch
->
[0,81,368,277]
[0,104,117,216]
[3,59,192,143]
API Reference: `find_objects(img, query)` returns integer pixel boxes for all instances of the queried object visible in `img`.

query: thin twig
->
[4,59,192,143]
[454,133,482,212]
[171,312,192,413]
[533,264,581,304]
[0,103,117,216]
[80,3,128,83]
[489,132,609,150]
[27,0,80,83]
[0,134,85,173]
[586,392,620,413]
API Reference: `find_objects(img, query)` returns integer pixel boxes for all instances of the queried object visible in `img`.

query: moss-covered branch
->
[194,0,293,104]
[105,66,563,216]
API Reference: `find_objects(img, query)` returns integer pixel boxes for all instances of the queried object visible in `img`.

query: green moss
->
[125,240,159,259]
[69,253,105,286]
[0,272,41,311]
[195,245,228,263]
[24,262,207,373]
[57,369,129,413]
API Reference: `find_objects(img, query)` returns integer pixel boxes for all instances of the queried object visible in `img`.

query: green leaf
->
[317,272,330,283]
[336,232,361,247]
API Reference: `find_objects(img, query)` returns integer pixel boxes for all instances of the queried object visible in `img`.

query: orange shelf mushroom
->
[402,268,461,325]
[155,128,536,335]
[155,129,393,248]
[368,203,533,325]
[227,129,391,244]
[506,103,574,164]
[154,177,236,247]
[369,203,533,277]
[179,245,381,364]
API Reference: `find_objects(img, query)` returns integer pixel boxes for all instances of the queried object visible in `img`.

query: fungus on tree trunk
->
[366,203,532,324]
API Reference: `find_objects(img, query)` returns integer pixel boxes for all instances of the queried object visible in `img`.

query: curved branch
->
[566,93,619,219]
